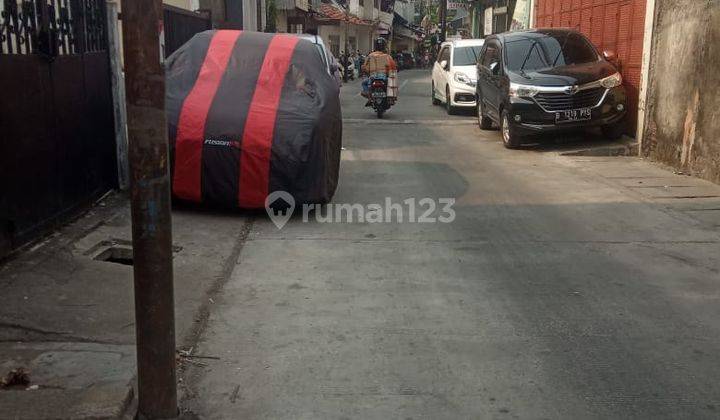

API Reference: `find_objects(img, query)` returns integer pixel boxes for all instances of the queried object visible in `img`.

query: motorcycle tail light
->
[372,80,385,88]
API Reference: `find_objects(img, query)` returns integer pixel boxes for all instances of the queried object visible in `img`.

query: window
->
[504,33,599,72]
[289,24,304,34]
[481,43,499,68]
[453,46,483,66]
[313,44,329,68]
[437,47,450,63]
[329,35,340,57]
[359,0,364,6]
[257,0,263,31]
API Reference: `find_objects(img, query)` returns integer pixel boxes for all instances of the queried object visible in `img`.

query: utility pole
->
[121,0,178,418]
[342,7,350,83]
[344,20,349,82]
[439,0,447,43]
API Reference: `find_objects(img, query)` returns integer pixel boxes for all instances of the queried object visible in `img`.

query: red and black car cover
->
[166,30,342,208]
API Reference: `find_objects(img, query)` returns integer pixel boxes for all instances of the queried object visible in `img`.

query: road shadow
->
[172,199,266,219]
[508,127,636,154]
[342,122,446,150]
[450,107,477,117]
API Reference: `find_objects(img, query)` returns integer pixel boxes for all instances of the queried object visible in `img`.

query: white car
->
[431,39,485,114]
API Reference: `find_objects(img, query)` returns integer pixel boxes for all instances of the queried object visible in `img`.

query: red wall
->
[534,0,646,131]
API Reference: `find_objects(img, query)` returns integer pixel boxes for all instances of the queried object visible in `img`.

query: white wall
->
[276,10,288,32]
[163,0,196,10]
[319,25,344,57]
[242,0,266,31]
[363,0,377,19]
[394,0,414,23]
[349,0,364,18]
[357,26,372,53]
[318,23,374,56]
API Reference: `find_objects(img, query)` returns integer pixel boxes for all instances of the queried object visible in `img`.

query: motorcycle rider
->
[354,50,363,77]
[361,37,397,104]
[357,50,366,77]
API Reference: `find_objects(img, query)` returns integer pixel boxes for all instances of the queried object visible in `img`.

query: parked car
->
[297,34,343,89]
[476,29,627,148]
[166,31,342,208]
[431,39,485,114]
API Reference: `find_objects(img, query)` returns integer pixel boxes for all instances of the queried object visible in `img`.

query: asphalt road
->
[183,70,720,419]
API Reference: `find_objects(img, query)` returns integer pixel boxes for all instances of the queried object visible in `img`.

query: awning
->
[393,12,425,39]
[393,25,415,39]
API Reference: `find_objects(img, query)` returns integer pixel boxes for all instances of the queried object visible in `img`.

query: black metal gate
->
[0,0,116,257]
[163,4,211,58]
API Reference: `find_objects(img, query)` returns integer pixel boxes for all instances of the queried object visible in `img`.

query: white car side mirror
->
[440,60,448,70]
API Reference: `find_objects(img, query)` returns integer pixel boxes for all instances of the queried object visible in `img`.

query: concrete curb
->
[560,136,639,157]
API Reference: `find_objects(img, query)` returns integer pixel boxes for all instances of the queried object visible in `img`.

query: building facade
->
[392,0,421,52]
[275,0,393,56]
[200,0,267,31]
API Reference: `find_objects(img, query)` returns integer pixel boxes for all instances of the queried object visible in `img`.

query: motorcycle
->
[368,75,394,119]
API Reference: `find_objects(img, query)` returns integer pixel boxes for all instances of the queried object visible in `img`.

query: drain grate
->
[94,246,134,266]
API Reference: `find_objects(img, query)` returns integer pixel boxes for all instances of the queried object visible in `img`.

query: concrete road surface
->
[181,70,720,419]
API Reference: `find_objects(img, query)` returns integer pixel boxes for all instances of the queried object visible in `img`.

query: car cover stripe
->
[238,34,300,207]
[166,31,213,170]
[200,31,272,206]
[173,30,242,202]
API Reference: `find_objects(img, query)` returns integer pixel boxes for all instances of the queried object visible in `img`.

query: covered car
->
[166,30,342,208]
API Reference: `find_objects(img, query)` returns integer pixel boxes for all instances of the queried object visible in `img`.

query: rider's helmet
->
[374,37,387,53]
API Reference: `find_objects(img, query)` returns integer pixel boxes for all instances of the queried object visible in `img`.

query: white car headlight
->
[454,72,476,87]
[509,82,540,98]
[600,72,623,89]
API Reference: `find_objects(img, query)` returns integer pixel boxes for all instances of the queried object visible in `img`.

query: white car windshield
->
[453,46,483,66]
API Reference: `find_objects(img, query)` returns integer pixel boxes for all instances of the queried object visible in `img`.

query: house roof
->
[316,3,373,26]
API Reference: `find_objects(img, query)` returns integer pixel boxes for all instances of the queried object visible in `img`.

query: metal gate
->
[163,4,211,58]
[534,0,646,132]
[0,0,116,257]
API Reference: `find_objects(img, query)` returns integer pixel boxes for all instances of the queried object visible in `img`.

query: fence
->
[163,4,211,58]
[0,0,116,257]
